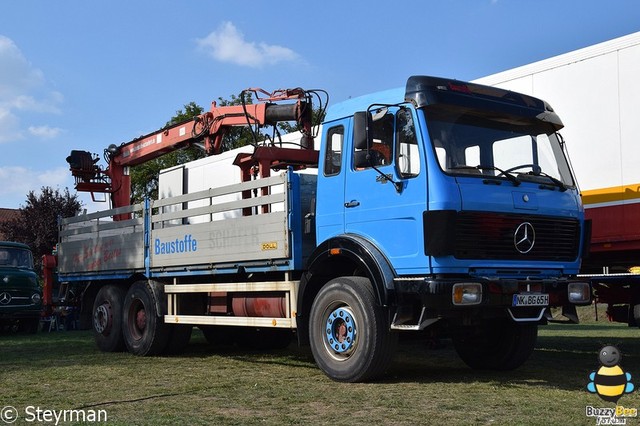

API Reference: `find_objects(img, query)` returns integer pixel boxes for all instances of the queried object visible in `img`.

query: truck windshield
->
[422,107,575,187]
[0,247,34,269]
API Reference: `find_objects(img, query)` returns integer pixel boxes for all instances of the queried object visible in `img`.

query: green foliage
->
[0,187,82,270]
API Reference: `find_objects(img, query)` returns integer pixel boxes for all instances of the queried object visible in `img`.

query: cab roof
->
[0,241,32,250]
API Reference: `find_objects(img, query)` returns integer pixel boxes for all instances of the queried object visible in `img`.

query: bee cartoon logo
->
[587,345,635,403]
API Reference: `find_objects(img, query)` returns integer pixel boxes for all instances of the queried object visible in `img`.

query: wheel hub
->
[135,308,147,331]
[325,307,356,354]
[127,298,147,341]
[94,303,112,334]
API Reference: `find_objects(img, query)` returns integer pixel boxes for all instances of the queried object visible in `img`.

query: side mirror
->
[353,112,371,168]
[353,111,369,150]
[353,151,370,169]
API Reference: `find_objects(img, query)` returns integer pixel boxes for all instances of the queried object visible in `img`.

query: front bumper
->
[393,276,590,322]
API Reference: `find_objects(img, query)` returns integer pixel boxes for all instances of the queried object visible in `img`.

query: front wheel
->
[452,319,538,370]
[309,276,397,382]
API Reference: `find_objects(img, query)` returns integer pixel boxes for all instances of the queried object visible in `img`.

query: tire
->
[309,276,398,382]
[92,285,126,352]
[235,328,292,350]
[452,319,538,371]
[122,281,170,356]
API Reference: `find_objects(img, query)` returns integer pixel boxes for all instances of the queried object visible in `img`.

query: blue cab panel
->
[316,76,585,278]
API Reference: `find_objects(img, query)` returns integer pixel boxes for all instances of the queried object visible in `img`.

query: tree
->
[0,187,82,271]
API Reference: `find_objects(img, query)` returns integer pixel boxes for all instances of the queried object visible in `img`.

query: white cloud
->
[0,36,44,98]
[196,22,300,68]
[11,93,63,114]
[0,35,63,143]
[28,125,63,139]
[0,107,23,143]
[35,167,69,187]
[0,166,71,207]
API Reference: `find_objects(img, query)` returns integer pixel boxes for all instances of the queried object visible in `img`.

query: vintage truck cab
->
[310,76,590,373]
[0,242,42,333]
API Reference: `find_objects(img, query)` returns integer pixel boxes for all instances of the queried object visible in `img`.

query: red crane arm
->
[66,87,320,213]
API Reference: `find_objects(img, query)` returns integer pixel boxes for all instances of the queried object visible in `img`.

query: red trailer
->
[477,31,640,326]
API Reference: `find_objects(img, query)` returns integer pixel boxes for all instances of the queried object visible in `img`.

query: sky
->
[1,0,640,210]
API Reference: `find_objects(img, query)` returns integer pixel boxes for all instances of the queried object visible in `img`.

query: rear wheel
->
[123,281,169,356]
[92,285,126,352]
[452,319,538,370]
[309,276,397,382]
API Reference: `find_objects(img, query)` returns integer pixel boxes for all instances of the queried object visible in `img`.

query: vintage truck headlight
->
[568,282,590,304]
[31,293,41,304]
[452,283,482,305]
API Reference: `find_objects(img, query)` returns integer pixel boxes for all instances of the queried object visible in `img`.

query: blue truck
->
[54,76,590,382]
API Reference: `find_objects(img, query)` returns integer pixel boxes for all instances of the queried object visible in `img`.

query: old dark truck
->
[0,241,42,333]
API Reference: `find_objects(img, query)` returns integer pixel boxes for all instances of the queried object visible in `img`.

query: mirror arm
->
[370,163,404,193]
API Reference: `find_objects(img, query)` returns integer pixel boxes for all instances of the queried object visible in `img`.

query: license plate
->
[512,293,549,307]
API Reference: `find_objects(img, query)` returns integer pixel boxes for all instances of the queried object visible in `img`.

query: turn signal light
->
[452,283,482,305]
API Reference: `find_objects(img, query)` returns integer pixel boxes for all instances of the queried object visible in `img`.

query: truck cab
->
[305,76,590,374]
[0,242,42,333]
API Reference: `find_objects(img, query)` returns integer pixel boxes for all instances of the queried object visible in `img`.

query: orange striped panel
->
[582,184,640,206]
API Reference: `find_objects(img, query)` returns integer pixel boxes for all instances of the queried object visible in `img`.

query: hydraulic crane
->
[66,87,324,213]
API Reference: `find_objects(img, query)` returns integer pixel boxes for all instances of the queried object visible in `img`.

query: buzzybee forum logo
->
[585,345,637,424]
[588,345,634,402]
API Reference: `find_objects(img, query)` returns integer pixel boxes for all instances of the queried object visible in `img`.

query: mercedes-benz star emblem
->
[514,222,535,254]
[0,292,12,305]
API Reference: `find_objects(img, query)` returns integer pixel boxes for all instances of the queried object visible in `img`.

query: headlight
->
[31,293,41,304]
[452,283,483,305]
[568,282,590,304]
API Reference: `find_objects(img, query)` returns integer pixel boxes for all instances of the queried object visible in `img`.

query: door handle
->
[344,200,360,208]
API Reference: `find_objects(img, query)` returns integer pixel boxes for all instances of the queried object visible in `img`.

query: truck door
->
[316,120,349,242]
[345,107,428,274]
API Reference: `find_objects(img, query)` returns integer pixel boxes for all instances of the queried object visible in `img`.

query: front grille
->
[0,290,35,307]
[454,212,580,261]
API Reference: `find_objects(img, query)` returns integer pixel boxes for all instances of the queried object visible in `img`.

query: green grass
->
[1,311,638,425]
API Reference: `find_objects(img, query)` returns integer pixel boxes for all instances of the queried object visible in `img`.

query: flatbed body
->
[58,171,316,280]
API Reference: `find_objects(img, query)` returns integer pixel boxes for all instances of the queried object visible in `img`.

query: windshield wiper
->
[528,171,568,192]
[476,165,521,187]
